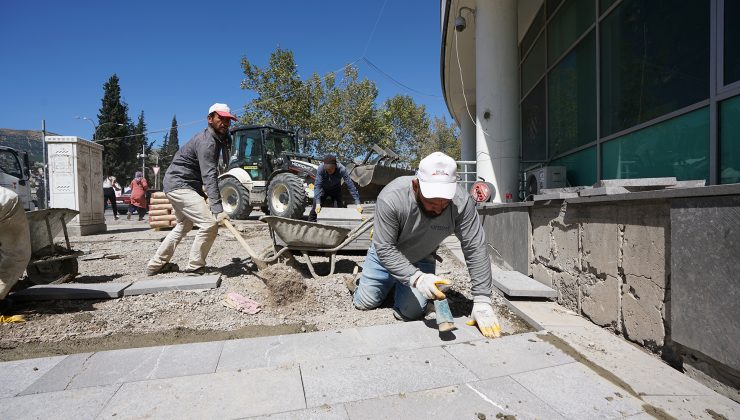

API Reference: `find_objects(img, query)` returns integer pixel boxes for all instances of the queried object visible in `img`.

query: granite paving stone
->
[11,282,132,300]
[246,404,349,419]
[492,270,558,298]
[579,186,630,197]
[507,300,593,328]
[548,326,718,396]
[594,177,677,189]
[443,332,573,379]
[141,341,223,380]
[512,363,646,419]
[344,378,566,420]
[97,366,305,419]
[0,384,119,420]
[21,352,94,395]
[218,329,369,372]
[122,274,221,296]
[301,346,477,407]
[355,318,482,354]
[0,356,65,398]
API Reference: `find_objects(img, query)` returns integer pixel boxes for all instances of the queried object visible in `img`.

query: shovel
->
[222,219,269,270]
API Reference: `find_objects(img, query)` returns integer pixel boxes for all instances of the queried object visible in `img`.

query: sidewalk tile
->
[246,404,349,419]
[98,366,304,419]
[549,326,717,396]
[643,394,740,420]
[356,319,481,354]
[21,352,94,395]
[0,356,65,398]
[217,329,368,372]
[443,332,573,379]
[145,341,223,380]
[512,363,646,419]
[0,385,118,420]
[344,378,566,420]
[508,301,593,327]
[301,346,476,407]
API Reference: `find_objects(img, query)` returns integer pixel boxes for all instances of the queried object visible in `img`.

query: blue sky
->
[0,0,448,147]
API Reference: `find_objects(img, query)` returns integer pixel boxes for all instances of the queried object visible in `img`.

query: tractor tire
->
[219,177,252,220]
[267,173,307,219]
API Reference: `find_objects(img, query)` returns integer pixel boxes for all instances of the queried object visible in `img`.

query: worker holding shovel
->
[348,152,501,338]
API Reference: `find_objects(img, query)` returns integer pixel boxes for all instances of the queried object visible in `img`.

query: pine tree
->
[157,115,180,177]
[97,74,134,180]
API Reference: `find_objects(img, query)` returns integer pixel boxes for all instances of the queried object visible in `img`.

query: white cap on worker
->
[208,103,237,120]
[416,152,458,200]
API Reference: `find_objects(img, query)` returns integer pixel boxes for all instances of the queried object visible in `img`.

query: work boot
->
[147,262,179,276]
[182,267,207,276]
[126,213,131,220]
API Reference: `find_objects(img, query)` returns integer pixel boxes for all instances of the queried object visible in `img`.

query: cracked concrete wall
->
[479,206,531,275]
[530,201,669,350]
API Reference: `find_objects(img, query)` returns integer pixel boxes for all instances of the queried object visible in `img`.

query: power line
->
[361,57,443,98]
[362,0,389,58]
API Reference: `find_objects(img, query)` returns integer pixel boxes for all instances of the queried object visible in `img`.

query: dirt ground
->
[0,215,531,361]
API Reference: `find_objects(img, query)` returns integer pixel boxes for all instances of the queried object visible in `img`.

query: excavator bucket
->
[345,144,415,202]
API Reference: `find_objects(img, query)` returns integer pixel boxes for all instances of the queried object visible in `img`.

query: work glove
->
[412,272,451,300]
[315,204,322,214]
[466,295,502,338]
[213,212,230,225]
[356,205,363,214]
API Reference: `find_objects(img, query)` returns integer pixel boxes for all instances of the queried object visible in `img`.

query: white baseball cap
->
[416,152,458,200]
[208,103,237,121]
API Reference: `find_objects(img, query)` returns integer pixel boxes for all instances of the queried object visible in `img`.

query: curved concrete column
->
[475,0,520,202]
[459,109,476,162]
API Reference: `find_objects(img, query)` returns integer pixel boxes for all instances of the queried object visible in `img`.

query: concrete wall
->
[479,186,740,400]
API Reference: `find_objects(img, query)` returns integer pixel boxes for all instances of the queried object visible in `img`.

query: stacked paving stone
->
[148,192,176,229]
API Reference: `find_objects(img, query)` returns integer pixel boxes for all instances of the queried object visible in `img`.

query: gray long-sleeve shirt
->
[314,162,361,205]
[372,176,492,297]
[163,127,228,213]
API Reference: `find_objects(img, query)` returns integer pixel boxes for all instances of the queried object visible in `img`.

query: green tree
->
[419,116,461,164]
[157,115,180,177]
[97,74,134,179]
[381,95,430,164]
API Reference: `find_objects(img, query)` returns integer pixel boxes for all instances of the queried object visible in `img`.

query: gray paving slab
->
[11,282,132,301]
[122,274,221,296]
[579,186,630,196]
[98,366,305,419]
[355,318,482,354]
[0,356,66,398]
[507,300,594,328]
[642,394,740,420]
[317,207,363,221]
[594,177,677,188]
[492,270,558,298]
[145,341,224,380]
[344,378,566,420]
[0,384,119,420]
[444,332,573,379]
[512,362,646,419]
[218,329,369,372]
[21,352,94,395]
[301,346,477,407]
[533,192,579,201]
[548,326,718,397]
[247,404,349,419]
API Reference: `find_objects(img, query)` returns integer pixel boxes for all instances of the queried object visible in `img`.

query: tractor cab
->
[226,126,299,181]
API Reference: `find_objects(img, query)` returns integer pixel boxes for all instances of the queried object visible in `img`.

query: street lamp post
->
[75,117,125,141]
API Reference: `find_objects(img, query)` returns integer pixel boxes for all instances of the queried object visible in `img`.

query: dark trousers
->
[128,204,146,220]
[308,187,344,222]
[103,187,118,214]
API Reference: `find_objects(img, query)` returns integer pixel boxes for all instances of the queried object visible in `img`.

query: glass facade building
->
[519,0,740,186]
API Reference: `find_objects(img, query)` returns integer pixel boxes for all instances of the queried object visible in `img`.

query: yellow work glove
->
[0,315,26,323]
[315,204,322,214]
[412,272,451,300]
[466,296,501,338]
[356,205,363,214]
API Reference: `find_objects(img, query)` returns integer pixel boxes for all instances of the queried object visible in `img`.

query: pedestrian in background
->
[127,171,149,221]
[102,175,120,220]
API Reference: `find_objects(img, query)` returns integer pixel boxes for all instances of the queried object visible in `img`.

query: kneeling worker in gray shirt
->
[351,152,501,338]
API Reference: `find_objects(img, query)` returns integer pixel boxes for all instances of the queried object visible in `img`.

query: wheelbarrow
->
[222,216,374,279]
[25,208,83,284]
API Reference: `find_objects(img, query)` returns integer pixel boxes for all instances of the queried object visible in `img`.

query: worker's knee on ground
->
[352,289,383,311]
[394,300,425,321]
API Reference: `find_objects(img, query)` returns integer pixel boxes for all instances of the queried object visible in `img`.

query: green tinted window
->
[522,35,546,96]
[600,0,709,136]
[600,0,615,14]
[548,0,595,65]
[522,81,547,162]
[724,0,740,85]
[548,32,596,158]
[601,107,709,182]
[551,146,597,187]
[720,96,740,184]
[520,6,544,60]
[546,0,564,19]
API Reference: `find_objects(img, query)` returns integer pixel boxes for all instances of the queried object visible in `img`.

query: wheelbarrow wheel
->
[267,173,306,219]
[26,258,79,285]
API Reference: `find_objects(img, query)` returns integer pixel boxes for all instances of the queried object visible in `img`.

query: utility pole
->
[41,119,48,209]
[136,143,147,179]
